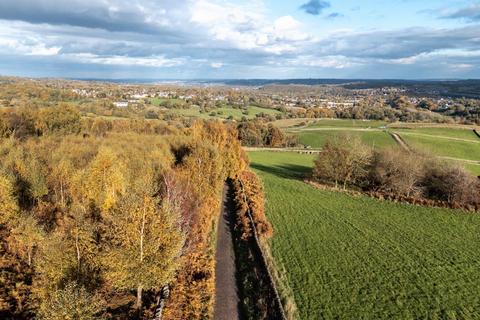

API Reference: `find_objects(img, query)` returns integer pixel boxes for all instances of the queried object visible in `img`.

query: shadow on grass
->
[250,163,312,180]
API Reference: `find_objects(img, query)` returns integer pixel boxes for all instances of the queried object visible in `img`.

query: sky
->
[0,0,479,79]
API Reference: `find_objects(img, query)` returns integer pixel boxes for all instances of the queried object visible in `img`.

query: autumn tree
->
[38,282,102,320]
[36,104,81,135]
[313,135,373,189]
[85,147,127,212]
[369,148,425,197]
[9,214,44,266]
[103,190,183,310]
[0,172,19,225]
[264,124,284,147]
[423,162,480,205]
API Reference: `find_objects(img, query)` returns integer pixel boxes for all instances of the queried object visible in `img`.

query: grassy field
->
[392,127,479,141]
[397,133,480,161]
[165,105,280,120]
[150,97,184,105]
[464,163,480,176]
[297,130,396,149]
[306,119,387,128]
[249,151,480,320]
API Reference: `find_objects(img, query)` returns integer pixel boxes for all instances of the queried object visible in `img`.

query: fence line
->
[238,179,288,320]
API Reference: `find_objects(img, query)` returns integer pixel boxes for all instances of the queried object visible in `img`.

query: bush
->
[233,171,272,239]
[368,148,424,197]
[38,282,102,320]
[312,135,372,189]
[423,161,480,206]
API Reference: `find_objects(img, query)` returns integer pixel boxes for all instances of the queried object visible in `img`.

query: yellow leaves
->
[9,213,44,265]
[103,195,184,291]
[104,193,184,289]
[86,147,127,213]
[37,282,102,320]
[0,119,249,318]
[0,173,18,226]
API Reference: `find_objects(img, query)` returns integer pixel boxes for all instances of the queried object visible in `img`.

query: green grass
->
[297,130,397,149]
[249,151,480,320]
[306,119,387,128]
[398,133,480,161]
[150,97,184,106]
[393,128,479,142]
[463,163,480,176]
[166,105,280,120]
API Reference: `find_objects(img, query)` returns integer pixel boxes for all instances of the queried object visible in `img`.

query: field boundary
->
[305,179,479,212]
[474,129,480,139]
[236,179,289,320]
[243,147,321,154]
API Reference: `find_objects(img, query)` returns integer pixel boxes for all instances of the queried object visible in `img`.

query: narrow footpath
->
[214,184,241,320]
[390,132,411,152]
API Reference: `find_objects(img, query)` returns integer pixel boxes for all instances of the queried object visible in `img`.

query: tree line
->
[312,135,480,211]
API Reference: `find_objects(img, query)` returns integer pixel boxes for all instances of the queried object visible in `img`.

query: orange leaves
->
[233,170,273,240]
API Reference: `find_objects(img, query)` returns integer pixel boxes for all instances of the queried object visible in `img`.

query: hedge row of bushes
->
[312,135,480,211]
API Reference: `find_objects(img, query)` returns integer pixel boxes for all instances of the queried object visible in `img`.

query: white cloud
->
[0,36,61,56]
[283,55,362,69]
[272,16,308,41]
[190,1,309,53]
[0,0,479,77]
[68,53,185,67]
[210,62,223,68]
[26,44,61,56]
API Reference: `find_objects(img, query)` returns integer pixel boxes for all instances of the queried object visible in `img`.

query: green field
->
[150,97,184,106]
[297,130,397,149]
[464,163,480,176]
[249,151,480,320]
[392,128,479,142]
[306,119,387,128]
[165,105,281,120]
[397,133,480,161]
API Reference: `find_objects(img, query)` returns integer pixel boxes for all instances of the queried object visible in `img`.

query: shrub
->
[38,282,102,320]
[313,134,372,189]
[369,148,424,197]
[233,170,272,239]
[423,161,480,206]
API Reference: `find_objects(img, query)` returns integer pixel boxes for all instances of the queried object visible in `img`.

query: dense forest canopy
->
[0,107,248,319]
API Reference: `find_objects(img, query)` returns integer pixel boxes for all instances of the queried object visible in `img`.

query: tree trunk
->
[75,230,81,274]
[136,285,143,310]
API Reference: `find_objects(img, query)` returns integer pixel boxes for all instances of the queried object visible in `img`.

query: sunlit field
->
[249,151,480,320]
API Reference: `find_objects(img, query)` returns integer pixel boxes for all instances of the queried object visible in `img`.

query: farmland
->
[305,119,387,128]
[296,130,396,149]
[285,119,394,149]
[391,127,480,163]
[249,151,480,319]
[397,133,480,161]
[279,120,480,174]
[164,105,281,120]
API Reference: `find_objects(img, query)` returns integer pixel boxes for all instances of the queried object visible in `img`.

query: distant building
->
[113,101,129,108]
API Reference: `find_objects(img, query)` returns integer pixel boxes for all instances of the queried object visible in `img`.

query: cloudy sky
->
[0,0,479,79]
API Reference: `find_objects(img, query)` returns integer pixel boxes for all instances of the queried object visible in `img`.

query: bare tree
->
[313,134,373,189]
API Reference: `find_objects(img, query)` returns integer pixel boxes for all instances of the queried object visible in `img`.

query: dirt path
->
[214,184,241,320]
[390,132,411,152]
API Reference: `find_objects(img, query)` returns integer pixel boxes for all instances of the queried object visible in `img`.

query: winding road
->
[214,184,241,320]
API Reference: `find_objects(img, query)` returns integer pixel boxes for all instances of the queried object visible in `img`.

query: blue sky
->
[0,0,479,79]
